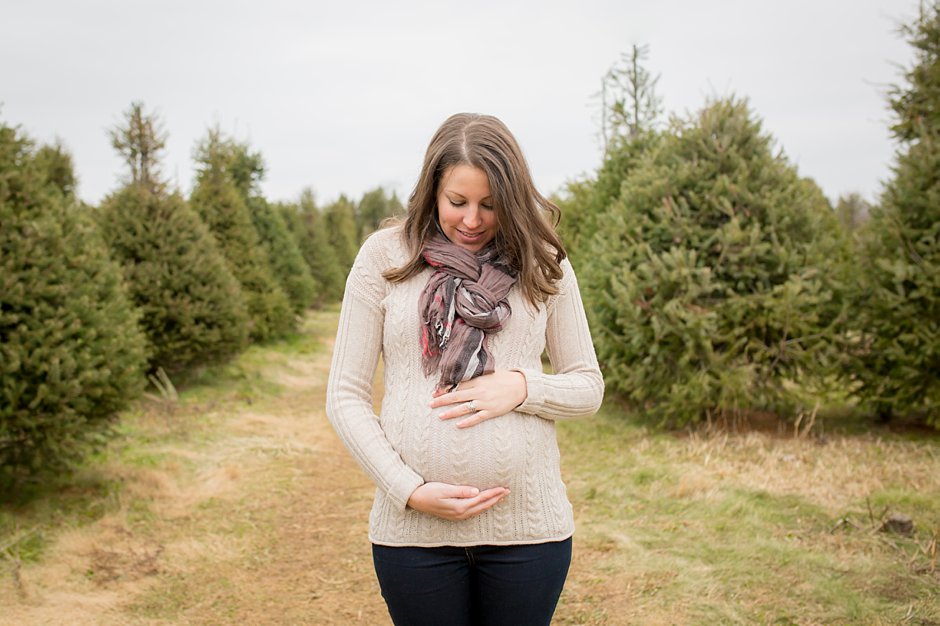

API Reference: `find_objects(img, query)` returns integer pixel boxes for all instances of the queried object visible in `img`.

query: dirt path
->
[1,310,393,625]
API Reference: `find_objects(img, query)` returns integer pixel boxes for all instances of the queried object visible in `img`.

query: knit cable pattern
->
[326,226,604,547]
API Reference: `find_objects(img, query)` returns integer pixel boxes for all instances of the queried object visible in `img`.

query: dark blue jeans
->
[372,538,572,626]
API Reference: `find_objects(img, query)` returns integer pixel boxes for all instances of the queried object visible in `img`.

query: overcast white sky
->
[1,0,917,208]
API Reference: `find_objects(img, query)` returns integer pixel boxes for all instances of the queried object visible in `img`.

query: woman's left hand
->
[429,370,528,428]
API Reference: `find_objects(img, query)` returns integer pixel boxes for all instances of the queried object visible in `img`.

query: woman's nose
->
[463,206,482,229]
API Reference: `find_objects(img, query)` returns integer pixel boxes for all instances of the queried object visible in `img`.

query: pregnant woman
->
[326,112,604,626]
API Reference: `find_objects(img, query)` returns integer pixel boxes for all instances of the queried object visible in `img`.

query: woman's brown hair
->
[383,113,566,304]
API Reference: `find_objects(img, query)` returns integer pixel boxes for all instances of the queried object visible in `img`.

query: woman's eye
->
[449,199,466,207]
[481,205,494,211]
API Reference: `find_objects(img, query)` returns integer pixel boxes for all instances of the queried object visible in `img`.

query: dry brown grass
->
[551,411,940,625]
[674,429,939,513]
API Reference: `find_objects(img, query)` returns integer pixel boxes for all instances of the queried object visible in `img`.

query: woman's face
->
[436,164,497,252]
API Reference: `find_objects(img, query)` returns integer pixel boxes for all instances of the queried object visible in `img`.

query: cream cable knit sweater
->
[326,226,604,547]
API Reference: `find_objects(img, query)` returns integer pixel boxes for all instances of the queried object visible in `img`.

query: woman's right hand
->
[406,482,509,521]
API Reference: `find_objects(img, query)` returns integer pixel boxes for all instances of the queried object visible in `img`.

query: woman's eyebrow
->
[444,189,492,201]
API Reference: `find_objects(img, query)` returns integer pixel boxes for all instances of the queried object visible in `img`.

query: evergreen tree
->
[1,123,147,486]
[292,188,345,303]
[110,102,167,190]
[98,104,249,374]
[249,195,318,314]
[357,186,404,239]
[98,189,250,372]
[558,131,659,270]
[598,43,664,150]
[33,141,77,198]
[276,198,323,300]
[324,194,359,274]
[889,2,940,143]
[583,98,851,425]
[204,132,318,316]
[389,192,404,223]
[834,192,870,233]
[274,198,308,254]
[560,44,663,271]
[191,128,293,341]
[851,2,940,425]
[552,179,593,264]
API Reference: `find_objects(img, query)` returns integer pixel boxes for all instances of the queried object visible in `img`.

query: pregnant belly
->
[388,404,549,491]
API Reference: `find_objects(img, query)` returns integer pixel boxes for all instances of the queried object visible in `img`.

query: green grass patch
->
[0,470,123,563]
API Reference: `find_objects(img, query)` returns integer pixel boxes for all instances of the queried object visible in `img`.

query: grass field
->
[558,408,939,624]
[1,308,938,625]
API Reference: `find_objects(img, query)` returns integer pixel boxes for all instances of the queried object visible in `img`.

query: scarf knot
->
[419,233,517,389]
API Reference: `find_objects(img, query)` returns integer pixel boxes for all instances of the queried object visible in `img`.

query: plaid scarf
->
[419,232,518,390]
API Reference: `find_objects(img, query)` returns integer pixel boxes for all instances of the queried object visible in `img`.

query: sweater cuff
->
[510,367,546,415]
[389,467,426,512]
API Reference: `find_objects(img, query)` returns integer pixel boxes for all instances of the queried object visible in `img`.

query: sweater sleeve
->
[325,232,425,511]
[512,258,605,420]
